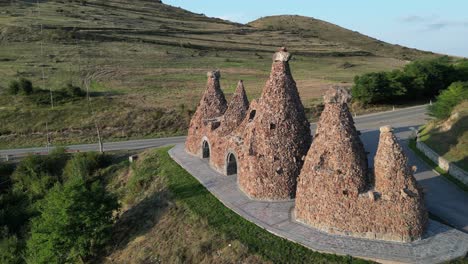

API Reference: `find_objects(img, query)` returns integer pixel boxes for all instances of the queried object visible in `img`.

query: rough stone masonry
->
[185,48,427,242]
[295,88,427,242]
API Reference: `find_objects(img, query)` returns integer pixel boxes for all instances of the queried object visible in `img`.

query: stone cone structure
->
[238,47,312,200]
[184,50,427,242]
[185,70,227,155]
[295,87,427,242]
[219,80,249,135]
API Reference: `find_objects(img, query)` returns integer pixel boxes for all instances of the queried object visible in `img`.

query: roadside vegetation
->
[351,58,468,106]
[0,0,436,148]
[418,98,468,172]
[0,150,118,264]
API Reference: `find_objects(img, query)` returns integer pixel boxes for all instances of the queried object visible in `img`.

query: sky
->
[164,0,468,58]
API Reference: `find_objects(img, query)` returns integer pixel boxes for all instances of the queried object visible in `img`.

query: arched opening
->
[226,153,238,175]
[202,140,210,159]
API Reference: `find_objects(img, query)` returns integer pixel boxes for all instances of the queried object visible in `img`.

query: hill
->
[0,0,437,148]
[249,15,426,59]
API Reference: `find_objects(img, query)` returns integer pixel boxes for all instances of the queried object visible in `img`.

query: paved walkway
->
[169,143,468,264]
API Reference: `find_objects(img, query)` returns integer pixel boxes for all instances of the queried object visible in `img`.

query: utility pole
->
[46,122,50,153]
[95,121,103,153]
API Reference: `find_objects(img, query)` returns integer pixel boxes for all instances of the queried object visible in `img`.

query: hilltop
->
[0,0,437,148]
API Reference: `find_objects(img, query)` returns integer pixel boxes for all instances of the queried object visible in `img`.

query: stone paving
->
[169,143,468,264]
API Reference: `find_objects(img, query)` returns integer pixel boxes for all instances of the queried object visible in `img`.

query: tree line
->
[351,57,468,106]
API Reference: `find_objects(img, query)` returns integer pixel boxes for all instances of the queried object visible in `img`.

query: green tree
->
[25,177,118,264]
[428,81,468,119]
[351,71,405,104]
[0,230,22,264]
[62,152,108,182]
[11,148,68,201]
[403,57,456,98]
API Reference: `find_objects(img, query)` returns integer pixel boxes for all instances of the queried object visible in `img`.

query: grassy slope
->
[0,0,436,148]
[419,101,468,171]
[101,147,370,263]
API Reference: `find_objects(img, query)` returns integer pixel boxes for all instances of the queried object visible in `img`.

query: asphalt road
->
[1,105,467,232]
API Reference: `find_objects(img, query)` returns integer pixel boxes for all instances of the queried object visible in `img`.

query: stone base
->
[170,143,468,264]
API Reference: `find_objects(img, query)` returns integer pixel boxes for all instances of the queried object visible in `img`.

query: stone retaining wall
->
[416,139,468,185]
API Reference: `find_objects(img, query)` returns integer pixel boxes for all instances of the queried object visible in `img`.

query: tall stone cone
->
[295,87,368,234]
[296,87,368,200]
[239,47,311,200]
[374,126,421,195]
[220,80,249,133]
[185,70,227,154]
[198,70,228,119]
[373,126,428,240]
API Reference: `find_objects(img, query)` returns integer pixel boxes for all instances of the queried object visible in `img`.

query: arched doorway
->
[226,153,237,175]
[202,140,210,159]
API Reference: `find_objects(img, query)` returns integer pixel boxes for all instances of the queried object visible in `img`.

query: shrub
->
[11,148,68,201]
[25,177,118,263]
[7,81,19,95]
[62,152,109,182]
[18,78,33,95]
[61,83,85,98]
[428,81,468,119]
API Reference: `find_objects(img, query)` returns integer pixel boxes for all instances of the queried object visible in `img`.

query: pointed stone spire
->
[238,48,311,200]
[374,126,421,195]
[296,87,368,200]
[185,70,227,155]
[199,70,228,119]
[221,80,249,133]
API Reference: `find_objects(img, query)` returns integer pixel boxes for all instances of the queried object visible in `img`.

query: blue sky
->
[164,0,468,57]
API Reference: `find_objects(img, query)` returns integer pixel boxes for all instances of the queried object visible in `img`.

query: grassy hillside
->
[0,0,436,148]
[99,147,369,263]
[420,101,468,171]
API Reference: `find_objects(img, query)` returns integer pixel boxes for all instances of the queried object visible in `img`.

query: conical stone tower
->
[295,87,427,242]
[219,80,249,135]
[238,48,311,200]
[185,70,227,155]
[373,126,427,239]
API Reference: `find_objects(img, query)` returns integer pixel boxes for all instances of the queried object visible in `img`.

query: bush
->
[18,78,33,95]
[11,148,69,201]
[7,81,19,95]
[61,83,85,98]
[428,82,468,119]
[25,177,118,263]
[62,152,109,182]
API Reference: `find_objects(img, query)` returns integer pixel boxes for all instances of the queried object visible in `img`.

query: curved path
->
[169,143,468,263]
[1,105,468,233]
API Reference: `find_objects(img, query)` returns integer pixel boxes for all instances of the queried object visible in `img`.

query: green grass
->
[0,0,439,149]
[152,146,370,263]
[419,101,468,171]
[409,139,468,193]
